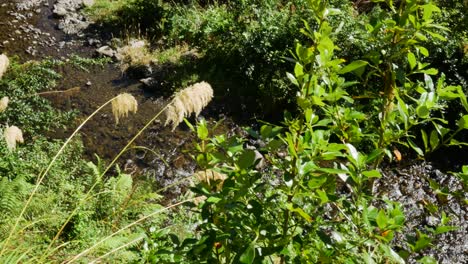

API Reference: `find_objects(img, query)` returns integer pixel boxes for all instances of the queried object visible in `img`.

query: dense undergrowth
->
[0,0,467,263]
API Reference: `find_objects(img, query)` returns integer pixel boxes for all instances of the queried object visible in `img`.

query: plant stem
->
[0,95,118,258]
[65,198,197,263]
[42,98,173,260]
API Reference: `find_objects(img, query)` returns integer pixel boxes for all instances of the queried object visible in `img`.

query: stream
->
[0,0,239,201]
[0,1,466,263]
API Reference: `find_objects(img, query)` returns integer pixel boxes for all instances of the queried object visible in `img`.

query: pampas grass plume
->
[0,54,9,79]
[4,125,24,151]
[112,93,138,124]
[0,96,9,112]
[165,81,213,130]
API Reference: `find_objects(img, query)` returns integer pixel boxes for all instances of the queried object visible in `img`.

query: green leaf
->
[416,46,429,57]
[424,74,434,91]
[287,203,313,222]
[362,170,382,178]
[407,52,416,70]
[429,130,439,151]
[416,105,430,118]
[376,210,387,229]
[197,124,209,140]
[408,138,424,156]
[434,225,458,235]
[417,256,437,264]
[419,68,438,75]
[421,129,428,152]
[338,60,368,74]
[412,231,432,252]
[206,196,222,204]
[424,30,446,41]
[422,4,440,21]
[237,150,256,170]
[294,63,304,77]
[183,119,195,132]
[458,115,468,129]
[366,149,384,163]
[308,176,327,189]
[316,189,329,205]
[240,243,255,264]
[286,72,299,87]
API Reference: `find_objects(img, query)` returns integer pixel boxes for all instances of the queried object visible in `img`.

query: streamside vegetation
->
[0,0,467,263]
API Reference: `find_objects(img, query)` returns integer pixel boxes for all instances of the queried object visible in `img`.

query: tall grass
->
[1,79,214,262]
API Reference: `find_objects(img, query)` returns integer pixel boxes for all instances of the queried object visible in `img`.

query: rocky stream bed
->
[0,1,466,263]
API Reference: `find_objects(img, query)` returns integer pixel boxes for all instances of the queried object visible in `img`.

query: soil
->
[0,1,466,263]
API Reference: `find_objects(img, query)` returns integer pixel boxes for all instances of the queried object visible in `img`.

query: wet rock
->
[0,54,10,79]
[96,45,115,57]
[375,162,468,263]
[16,0,45,11]
[53,6,68,17]
[83,0,95,7]
[87,38,101,47]
[140,77,157,87]
[53,0,92,34]
[127,64,153,78]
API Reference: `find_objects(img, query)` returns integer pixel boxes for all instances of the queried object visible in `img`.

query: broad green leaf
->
[458,115,468,129]
[197,124,209,140]
[260,125,272,139]
[416,46,429,57]
[294,63,304,77]
[237,150,256,170]
[416,105,430,118]
[338,60,368,74]
[376,209,387,229]
[316,189,329,205]
[422,4,440,21]
[240,243,255,264]
[308,176,327,189]
[407,52,416,70]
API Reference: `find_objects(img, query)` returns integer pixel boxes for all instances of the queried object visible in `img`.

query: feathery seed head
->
[112,93,138,124]
[0,97,9,112]
[164,81,214,130]
[0,54,9,79]
[4,125,24,151]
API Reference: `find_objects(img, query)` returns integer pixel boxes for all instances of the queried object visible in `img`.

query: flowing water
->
[0,0,239,200]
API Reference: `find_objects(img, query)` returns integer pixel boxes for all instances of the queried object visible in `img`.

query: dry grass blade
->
[164,81,214,130]
[36,87,81,98]
[111,93,138,124]
[3,126,24,151]
[194,169,227,191]
[0,54,9,79]
[0,97,9,113]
